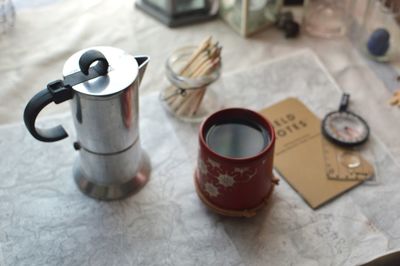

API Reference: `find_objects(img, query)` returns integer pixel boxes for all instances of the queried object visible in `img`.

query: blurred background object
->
[13,0,61,10]
[135,0,218,27]
[0,0,15,34]
[360,0,400,62]
[284,0,303,5]
[275,11,300,38]
[303,0,349,38]
[219,0,283,37]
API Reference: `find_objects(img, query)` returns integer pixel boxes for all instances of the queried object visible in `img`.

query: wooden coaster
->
[194,170,276,218]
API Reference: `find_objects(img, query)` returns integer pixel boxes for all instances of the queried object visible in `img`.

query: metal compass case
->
[23,47,150,200]
[322,94,370,147]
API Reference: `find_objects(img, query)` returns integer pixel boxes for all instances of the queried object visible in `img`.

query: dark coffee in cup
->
[205,118,270,158]
[196,108,276,217]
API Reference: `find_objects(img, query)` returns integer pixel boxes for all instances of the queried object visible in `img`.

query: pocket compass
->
[321,94,374,182]
[322,94,370,147]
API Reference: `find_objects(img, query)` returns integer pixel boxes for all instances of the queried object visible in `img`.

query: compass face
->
[322,111,369,147]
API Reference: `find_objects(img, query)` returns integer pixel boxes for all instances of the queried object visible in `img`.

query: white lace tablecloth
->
[2,0,400,265]
[1,50,400,266]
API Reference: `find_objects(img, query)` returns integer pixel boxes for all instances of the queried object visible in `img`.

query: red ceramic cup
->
[194,108,277,217]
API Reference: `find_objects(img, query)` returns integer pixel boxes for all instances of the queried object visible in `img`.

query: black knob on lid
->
[78,49,109,76]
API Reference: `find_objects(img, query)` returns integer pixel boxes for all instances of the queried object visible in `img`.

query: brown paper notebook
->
[260,98,373,209]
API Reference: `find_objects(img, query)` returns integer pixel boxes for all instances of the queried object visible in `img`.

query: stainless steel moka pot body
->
[23,46,150,200]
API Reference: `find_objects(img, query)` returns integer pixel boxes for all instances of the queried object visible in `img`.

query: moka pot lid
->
[62,46,139,97]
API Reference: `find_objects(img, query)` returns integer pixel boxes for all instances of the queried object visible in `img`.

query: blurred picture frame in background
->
[135,0,218,27]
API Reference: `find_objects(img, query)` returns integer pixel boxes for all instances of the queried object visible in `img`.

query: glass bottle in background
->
[235,0,280,34]
[219,0,283,37]
[0,0,15,34]
[360,0,400,62]
[234,0,268,33]
[303,0,348,38]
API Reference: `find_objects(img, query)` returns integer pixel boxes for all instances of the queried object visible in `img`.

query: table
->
[1,49,399,266]
[1,1,400,265]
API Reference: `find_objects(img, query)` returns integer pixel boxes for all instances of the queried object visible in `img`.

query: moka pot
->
[23,46,150,200]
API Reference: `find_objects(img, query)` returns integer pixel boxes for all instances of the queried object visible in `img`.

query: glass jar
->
[303,0,349,38]
[160,46,221,123]
[360,0,400,62]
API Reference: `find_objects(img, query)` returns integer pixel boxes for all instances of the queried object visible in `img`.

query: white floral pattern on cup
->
[198,156,258,198]
[204,182,219,197]
[217,174,235,187]
[207,158,221,169]
[198,158,208,176]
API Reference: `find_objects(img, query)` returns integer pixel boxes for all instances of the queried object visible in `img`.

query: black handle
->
[339,93,350,112]
[79,49,109,76]
[24,49,108,142]
[23,80,73,142]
